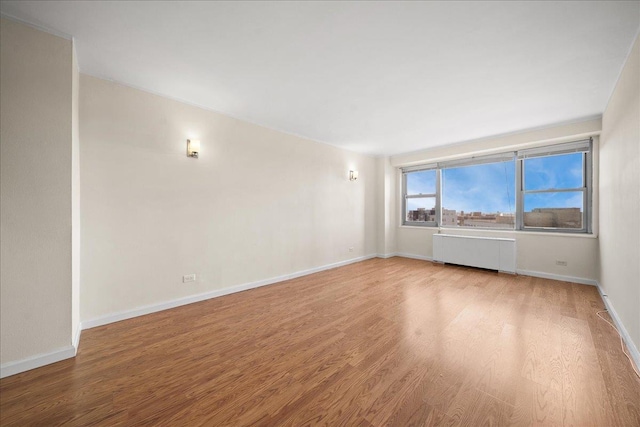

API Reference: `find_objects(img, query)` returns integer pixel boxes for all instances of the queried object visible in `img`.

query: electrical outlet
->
[349,247,354,252]
[556,260,567,266]
[183,274,196,283]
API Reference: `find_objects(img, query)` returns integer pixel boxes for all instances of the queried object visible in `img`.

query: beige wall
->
[376,157,397,256]
[0,18,74,364]
[389,119,602,282]
[3,13,635,373]
[79,75,377,322]
[391,118,602,168]
[72,42,80,343]
[396,226,598,281]
[600,34,640,351]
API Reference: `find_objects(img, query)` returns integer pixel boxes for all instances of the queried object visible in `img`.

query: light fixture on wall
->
[349,170,359,181]
[187,139,201,158]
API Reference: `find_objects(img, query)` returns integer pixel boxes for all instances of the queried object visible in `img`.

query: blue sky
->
[407,153,584,213]
[442,162,515,214]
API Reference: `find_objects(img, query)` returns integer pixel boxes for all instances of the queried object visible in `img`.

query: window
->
[401,139,592,233]
[441,158,515,229]
[518,140,592,232]
[403,167,437,226]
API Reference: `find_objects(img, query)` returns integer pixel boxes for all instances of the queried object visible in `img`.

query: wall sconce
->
[349,170,359,181]
[187,139,200,158]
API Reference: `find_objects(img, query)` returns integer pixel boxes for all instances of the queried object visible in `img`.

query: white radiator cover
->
[433,234,516,273]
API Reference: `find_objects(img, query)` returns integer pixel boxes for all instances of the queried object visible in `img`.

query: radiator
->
[433,234,516,273]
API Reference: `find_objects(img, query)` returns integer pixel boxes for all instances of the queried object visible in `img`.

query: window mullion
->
[436,169,441,226]
[516,158,523,230]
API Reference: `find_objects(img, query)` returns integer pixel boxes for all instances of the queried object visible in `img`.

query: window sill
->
[398,225,597,238]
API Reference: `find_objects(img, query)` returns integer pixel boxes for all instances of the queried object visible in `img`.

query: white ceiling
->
[1,1,638,156]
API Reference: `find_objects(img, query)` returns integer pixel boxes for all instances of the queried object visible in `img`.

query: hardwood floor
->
[1,257,639,426]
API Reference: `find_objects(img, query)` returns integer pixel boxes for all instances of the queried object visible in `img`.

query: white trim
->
[390,253,597,283]
[3,255,377,378]
[1,326,83,379]
[596,284,640,372]
[377,252,434,262]
[515,269,597,286]
[82,254,377,330]
[398,225,598,239]
[0,346,76,379]
[72,326,82,355]
[394,252,433,262]
[376,252,434,262]
[376,253,397,259]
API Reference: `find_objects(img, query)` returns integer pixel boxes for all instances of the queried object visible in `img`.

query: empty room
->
[1,1,639,425]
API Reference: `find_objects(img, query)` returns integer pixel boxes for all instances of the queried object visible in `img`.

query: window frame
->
[439,153,517,230]
[402,165,439,227]
[516,139,592,233]
[401,139,593,233]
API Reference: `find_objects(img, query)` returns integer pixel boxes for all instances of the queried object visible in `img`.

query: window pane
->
[406,170,436,195]
[441,161,515,228]
[524,192,583,229]
[406,197,436,222]
[524,153,583,191]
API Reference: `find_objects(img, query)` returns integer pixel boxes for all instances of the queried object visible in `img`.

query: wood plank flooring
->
[1,257,639,426]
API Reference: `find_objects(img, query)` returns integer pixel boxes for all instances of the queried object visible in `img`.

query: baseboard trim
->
[0,345,76,379]
[6,255,617,379]
[82,254,378,330]
[394,252,434,262]
[2,255,378,378]
[376,252,434,262]
[595,284,640,372]
[72,325,82,355]
[376,253,397,259]
[515,269,597,286]
[387,253,598,285]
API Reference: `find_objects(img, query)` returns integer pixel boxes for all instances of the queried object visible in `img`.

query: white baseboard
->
[377,252,434,261]
[376,253,397,259]
[72,325,82,354]
[82,254,378,330]
[6,255,621,380]
[2,326,83,379]
[0,345,76,379]
[2,255,377,378]
[394,252,433,261]
[595,284,640,372]
[388,253,597,284]
[515,269,597,286]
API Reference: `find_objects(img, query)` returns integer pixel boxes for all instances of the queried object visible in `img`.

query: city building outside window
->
[403,168,437,226]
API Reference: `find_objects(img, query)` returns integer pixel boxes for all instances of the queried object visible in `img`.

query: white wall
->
[79,75,377,322]
[388,119,602,282]
[0,18,74,365]
[600,34,640,352]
